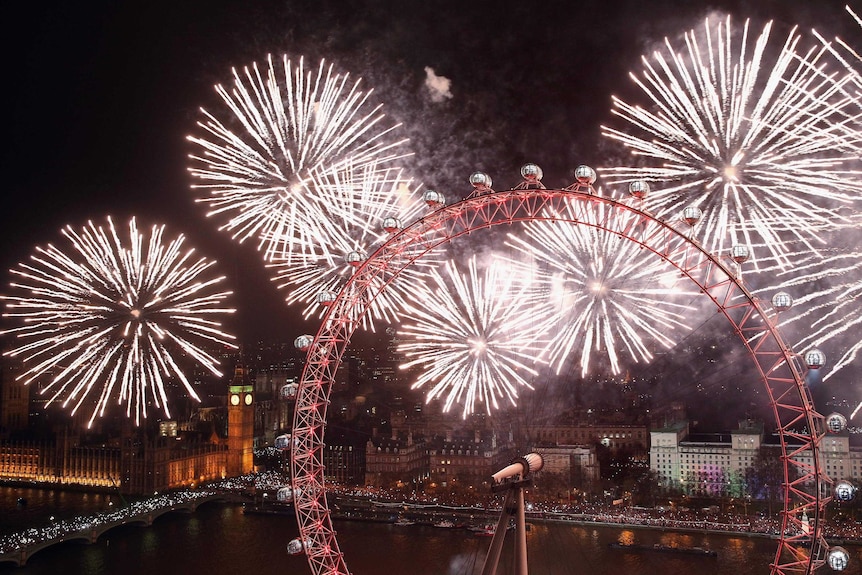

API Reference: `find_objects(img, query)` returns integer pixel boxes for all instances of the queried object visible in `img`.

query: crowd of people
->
[225,470,862,543]
[320,479,862,543]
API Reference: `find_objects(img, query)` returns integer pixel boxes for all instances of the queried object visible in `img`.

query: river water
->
[2,486,861,575]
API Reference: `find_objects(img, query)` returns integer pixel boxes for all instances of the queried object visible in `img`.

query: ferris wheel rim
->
[290,184,830,575]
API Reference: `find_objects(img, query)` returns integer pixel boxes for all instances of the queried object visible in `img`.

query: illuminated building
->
[323,442,366,485]
[0,364,259,494]
[650,420,862,495]
[365,429,514,490]
[424,431,512,489]
[0,436,121,488]
[365,431,427,487]
[227,366,255,476]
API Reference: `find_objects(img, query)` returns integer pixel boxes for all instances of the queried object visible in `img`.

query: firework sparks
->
[812,5,862,151]
[764,8,862,416]
[187,54,412,262]
[397,256,547,418]
[756,247,862,412]
[267,161,428,327]
[0,217,237,426]
[601,16,862,267]
[507,199,698,378]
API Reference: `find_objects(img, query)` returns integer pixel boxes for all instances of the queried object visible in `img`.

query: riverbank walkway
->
[0,491,227,567]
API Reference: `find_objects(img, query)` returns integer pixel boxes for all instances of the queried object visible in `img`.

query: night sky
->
[2,0,859,345]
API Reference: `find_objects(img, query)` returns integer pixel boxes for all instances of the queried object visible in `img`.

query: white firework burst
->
[507,199,698,378]
[601,16,862,267]
[0,217,237,426]
[759,248,862,383]
[267,161,428,327]
[187,54,412,262]
[397,255,548,418]
[812,5,862,151]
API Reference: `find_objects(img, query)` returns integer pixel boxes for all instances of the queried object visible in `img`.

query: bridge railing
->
[0,491,220,562]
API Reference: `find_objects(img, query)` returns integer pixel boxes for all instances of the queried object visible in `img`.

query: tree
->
[533,471,570,501]
[744,448,793,516]
[629,468,660,507]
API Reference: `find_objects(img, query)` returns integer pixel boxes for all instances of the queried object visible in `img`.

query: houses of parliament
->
[0,358,256,495]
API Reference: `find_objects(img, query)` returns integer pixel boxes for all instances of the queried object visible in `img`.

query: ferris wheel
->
[289,164,841,575]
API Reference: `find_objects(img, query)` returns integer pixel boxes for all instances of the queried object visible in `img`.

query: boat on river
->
[469,524,496,536]
[393,518,415,526]
[608,542,718,557]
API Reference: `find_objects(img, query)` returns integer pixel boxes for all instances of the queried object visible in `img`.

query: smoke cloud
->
[424,66,453,102]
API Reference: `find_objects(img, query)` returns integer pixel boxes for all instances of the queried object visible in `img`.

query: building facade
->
[0,365,255,494]
[365,432,428,487]
[0,438,121,488]
[537,444,600,490]
[650,420,862,496]
[530,423,648,453]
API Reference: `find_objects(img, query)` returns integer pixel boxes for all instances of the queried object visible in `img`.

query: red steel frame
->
[291,181,832,575]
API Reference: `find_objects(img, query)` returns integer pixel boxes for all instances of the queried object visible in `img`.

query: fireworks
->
[187,54,412,263]
[507,199,697,378]
[601,16,862,267]
[397,256,547,418]
[812,5,862,151]
[761,6,862,410]
[188,55,428,327]
[756,247,862,415]
[267,161,428,326]
[0,217,237,426]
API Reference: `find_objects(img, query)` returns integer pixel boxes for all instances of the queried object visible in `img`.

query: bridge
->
[0,492,228,567]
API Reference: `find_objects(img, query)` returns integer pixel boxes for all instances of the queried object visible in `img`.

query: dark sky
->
[2,0,858,342]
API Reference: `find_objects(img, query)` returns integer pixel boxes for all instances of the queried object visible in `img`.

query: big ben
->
[227,365,254,475]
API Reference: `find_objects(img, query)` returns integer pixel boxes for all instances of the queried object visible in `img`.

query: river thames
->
[2,486,861,575]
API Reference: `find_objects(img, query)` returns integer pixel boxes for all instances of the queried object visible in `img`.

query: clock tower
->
[227,365,254,476]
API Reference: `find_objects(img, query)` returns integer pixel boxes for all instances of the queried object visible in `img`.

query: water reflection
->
[1,487,860,575]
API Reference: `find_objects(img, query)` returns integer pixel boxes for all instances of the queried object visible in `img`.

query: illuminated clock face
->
[244,393,253,406]
[230,394,240,406]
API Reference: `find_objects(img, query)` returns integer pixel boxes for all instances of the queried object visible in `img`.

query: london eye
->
[288,165,835,575]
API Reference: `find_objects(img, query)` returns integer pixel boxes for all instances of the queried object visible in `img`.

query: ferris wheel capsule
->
[804,348,825,370]
[287,537,313,556]
[826,546,851,571]
[346,251,366,267]
[423,189,445,207]
[835,480,856,502]
[771,292,793,312]
[826,412,848,434]
[520,163,543,183]
[628,180,649,199]
[275,433,298,449]
[279,384,298,401]
[277,486,301,502]
[730,244,750,264]
[316,290,336,306]
[574,165,597,185]
[382,216,402,233]
[469,171,493,191]
[294,334,314,351]
[682,206,703,226]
